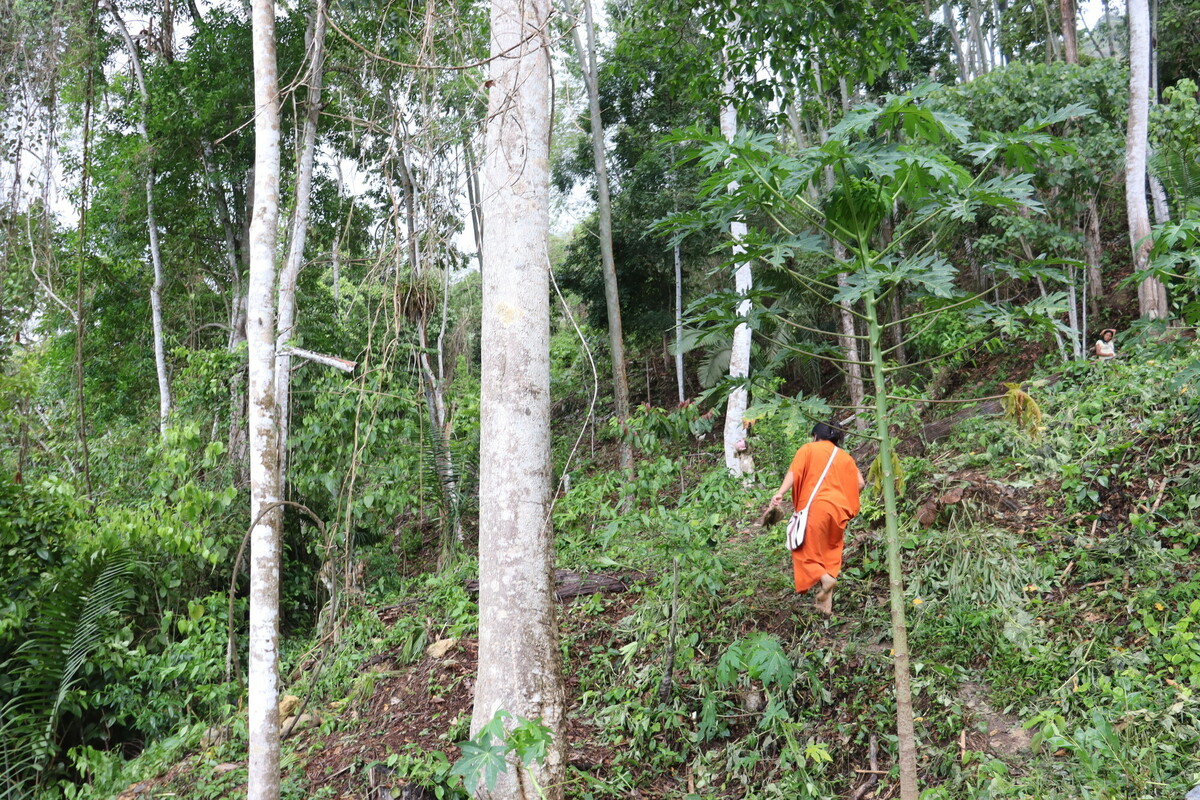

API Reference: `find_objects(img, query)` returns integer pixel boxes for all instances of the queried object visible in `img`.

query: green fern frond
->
[0,548,138,797]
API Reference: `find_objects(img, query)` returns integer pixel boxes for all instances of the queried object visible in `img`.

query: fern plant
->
[0,548,138,799]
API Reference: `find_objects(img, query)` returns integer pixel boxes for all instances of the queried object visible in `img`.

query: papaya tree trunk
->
[865,290,919,800]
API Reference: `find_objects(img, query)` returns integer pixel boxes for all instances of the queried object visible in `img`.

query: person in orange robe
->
[768,421,865,615]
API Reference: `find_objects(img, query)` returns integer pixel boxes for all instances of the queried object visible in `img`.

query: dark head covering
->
[812,421,846,447]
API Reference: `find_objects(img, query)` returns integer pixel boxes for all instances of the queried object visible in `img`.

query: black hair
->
[812,421,845,446]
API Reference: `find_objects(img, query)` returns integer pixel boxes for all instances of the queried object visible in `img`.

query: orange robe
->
[786,441,862,592]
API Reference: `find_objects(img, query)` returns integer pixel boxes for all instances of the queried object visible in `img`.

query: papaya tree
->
[671,86,1082,799]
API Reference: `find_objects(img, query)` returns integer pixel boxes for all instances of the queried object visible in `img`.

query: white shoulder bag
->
[786,445,839,551]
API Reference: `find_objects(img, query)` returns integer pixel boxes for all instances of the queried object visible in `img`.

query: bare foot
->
[814,574,837,616]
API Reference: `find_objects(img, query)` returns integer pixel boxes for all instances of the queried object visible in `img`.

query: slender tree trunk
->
[1085,195,1103,308]
[75,11,96,499]
[865,292,918,800]
[836,263,866,427]
[1036,274,1070,362]
[944,3,969,83]
[1126,0,1169,319]
[464,133,485,273]
[108,8,172,433]
[720,75,753,477]
[1103,0,1116,57]
[880,214,906,365]
[992,0,1008,65]
[275,0,327,486]
[815,74,866,429]
[571,0,631,472]
[1061,0,1078,63]
[1149,0,1159,101]
[200,140,243,329]
[393,137,464,562]
[472,0,565,795]
[674,241,685,404]
[246,0,283,793]
[1042,0,1061,62]
[969,0,990,74]
[1149,172,1171,224]
[1065,265,1082,358]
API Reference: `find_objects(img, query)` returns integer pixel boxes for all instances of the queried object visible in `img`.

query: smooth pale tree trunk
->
[944,3,969,83]
[464,134,485,273]
[1066,265,1083,358]
[471,0,565,796]
[1125,0,1169,319]
[992,0,1009,65]
[1149,172,1171,224]
[108,7,171,434]
[1103,0,1117,56]
[275,0,327,484]
[246,0,283,794]
[719,85,753,477]
[1061,0,1078,63]
[836,262,866,428]
[571,0,632,472]
[674,241,685,404]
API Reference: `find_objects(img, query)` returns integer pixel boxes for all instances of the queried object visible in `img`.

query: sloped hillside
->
[96,336,1200,800]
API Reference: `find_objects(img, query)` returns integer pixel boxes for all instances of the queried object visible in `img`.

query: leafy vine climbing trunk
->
[471,0,565,794]
[246,0,283,793]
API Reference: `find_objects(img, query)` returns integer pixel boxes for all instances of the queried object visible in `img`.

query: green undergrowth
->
[48,338,1200,799]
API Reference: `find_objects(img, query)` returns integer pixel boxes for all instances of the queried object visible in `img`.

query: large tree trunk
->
[471,0,565,796]
[275,0,327,485]
[572,0,632,473]
[1060,0,1078,63]
[246,0,283,794]
[108,7,172,434]
[1126,0,1169,319]
[719,78,753,477]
